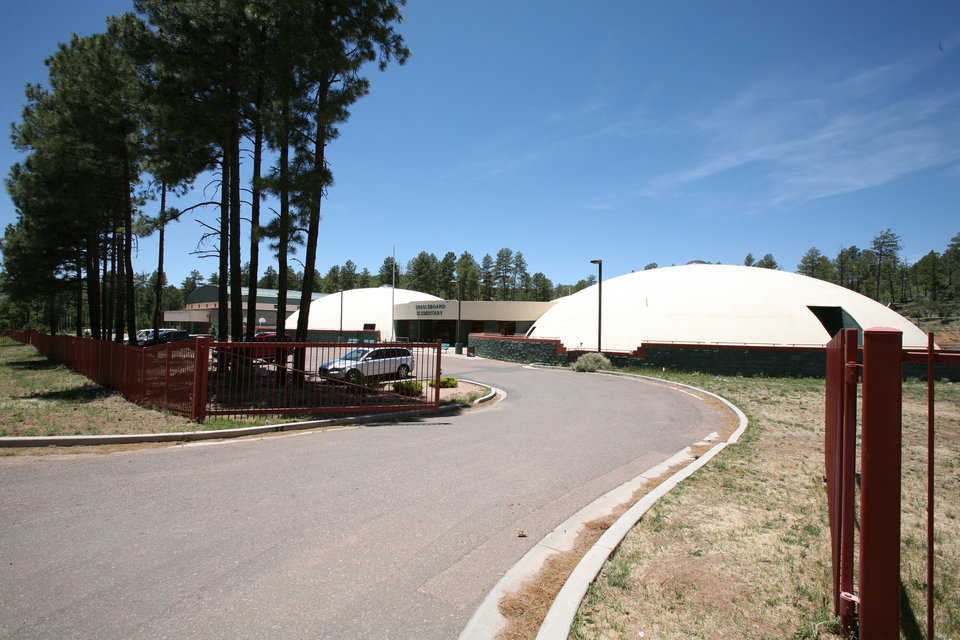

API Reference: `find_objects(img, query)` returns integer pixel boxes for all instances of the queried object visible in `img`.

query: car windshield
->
[340,349,370,361]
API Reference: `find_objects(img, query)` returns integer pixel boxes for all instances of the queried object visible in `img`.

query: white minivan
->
[318,347,414,384]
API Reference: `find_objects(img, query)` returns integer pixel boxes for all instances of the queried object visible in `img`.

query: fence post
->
[192,338,210,422]
[164,342,171,411]
[434,342,442,410]
[859,327,902,640]
[839,328,859,633]
[824,330,843,615]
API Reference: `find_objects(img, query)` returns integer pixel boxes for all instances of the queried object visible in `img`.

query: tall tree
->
[531,272,553,301]
[455,251,480,300]
[292,0,410,350]
[480,254,495,301]
[258,265,279,289]
[378,256,399,287]
[181,270,204,298]
[438,251,457,298]
[755,253,779,269]
[797,247,835,281]
[407,251,438,295]
[914,251,942,301]
[340,260,358,291]
[871,228,902,302]
[944,232,960,299]
[512,252,530,300]
[494,248,514,300]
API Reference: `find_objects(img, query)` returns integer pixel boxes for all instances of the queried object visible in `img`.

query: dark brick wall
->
[623,346,827,378]
[468,335,960,380]
[467,335,567,365]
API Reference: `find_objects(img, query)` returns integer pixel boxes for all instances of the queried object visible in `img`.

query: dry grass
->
[569,370,959,640]
[914,318,960,345]
[0,338,200,438]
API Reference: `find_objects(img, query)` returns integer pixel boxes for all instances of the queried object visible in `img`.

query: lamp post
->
[590,259,602,352]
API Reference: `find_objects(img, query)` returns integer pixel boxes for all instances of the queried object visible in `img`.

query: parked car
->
[129,328,178,345]
[239,332,292,361]
[318,347,414,384]
[139,329,190,347]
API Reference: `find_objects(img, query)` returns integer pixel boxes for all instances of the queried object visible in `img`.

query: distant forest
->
[2,229,958,332]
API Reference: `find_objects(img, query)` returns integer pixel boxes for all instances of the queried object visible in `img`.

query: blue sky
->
[2,0,958,289]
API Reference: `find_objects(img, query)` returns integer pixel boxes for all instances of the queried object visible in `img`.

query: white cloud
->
[637,52,960,206]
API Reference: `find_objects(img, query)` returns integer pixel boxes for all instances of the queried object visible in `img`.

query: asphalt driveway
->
[0,356,730,639]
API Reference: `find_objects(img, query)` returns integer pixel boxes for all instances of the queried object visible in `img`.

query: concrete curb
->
[458,367,747,640]
[459,378,499,406]
[0,406,457,448]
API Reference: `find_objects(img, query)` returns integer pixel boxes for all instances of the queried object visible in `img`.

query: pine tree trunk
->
[229,118,243,343]
[218,152,229,342]
[101,235,109,341]
[85,229,101,340]
[153,181,166,342]
[75,260,83,338]
[276,99,290,385]
[110,222,120,342]
[116,229,126,343]
[245,83,264,341]
[123,145,136,345]
[295,88,327,370]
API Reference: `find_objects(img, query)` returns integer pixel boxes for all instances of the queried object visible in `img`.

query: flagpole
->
[391,244,396,341]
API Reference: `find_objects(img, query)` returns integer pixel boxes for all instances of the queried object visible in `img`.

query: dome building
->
[285,286,442,341]
[526,264,928,350]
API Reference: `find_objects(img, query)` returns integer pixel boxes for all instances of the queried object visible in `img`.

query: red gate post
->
[434,342,442,411]
[824,330,844,615]
[164,342,172,411]
[925,332,935,640]
[839,328,859,632]
[859,328,902,640]
[192,338,210,422]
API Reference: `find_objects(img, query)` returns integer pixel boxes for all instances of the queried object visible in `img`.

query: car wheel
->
[346,369,363,386]
[397,364,410,379]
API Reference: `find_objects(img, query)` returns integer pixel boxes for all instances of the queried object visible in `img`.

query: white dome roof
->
[528,264,927,350]
[285,287,441,339]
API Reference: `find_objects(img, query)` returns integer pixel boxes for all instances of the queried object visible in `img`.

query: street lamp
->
[452,279,463,354]
[590,259,602,352]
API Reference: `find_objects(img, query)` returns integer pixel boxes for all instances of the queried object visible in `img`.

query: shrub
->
[392,380,423,396]
[572,352,611,372]
[428,376,459,388]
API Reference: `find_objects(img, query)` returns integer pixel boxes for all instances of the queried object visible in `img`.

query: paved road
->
[0,357,729,639]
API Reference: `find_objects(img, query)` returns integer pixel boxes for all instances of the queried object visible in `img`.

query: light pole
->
[590,259,602,352]
[452,279,463,354]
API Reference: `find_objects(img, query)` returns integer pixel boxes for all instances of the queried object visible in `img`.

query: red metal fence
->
[2,330,441,423]
[202,341,441,420]
[824,328,960,639]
